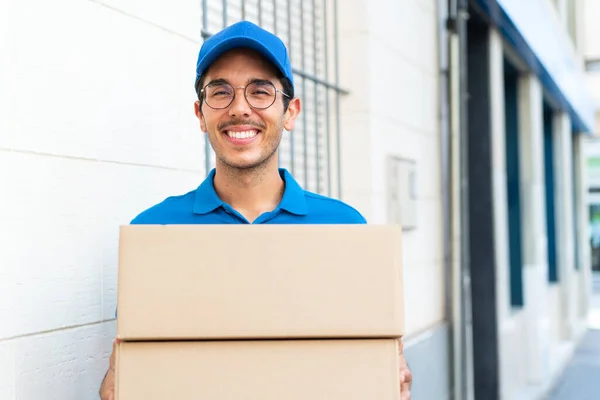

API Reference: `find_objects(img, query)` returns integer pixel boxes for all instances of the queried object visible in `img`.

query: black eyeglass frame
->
[199,80,292,110]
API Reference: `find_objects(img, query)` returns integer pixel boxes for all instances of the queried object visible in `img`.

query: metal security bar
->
[199,0,346,198]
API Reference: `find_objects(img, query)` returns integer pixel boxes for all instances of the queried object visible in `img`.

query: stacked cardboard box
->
[115,224,405,400]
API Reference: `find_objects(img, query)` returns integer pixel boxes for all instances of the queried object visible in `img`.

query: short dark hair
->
[195,74,294,112]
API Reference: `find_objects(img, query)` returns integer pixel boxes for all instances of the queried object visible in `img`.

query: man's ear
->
[283,97,301,132]
[194,101,208,133]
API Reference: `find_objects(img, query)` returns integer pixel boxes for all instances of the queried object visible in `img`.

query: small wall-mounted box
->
[386,156,417,230]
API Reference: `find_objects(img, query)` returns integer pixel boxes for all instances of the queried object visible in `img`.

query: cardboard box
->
[117,224,404,340]
[116,339,402,400]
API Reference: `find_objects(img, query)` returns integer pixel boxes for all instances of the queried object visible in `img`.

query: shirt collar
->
[277,168,308,215]
[193,168,308,216]
[192,169,224,214]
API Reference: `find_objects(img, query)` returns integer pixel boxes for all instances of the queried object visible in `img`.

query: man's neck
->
[213,160,285,222]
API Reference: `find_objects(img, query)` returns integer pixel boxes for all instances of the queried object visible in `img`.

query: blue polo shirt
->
[130,168,366,225]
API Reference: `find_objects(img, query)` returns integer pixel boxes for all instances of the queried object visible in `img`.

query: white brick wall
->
[0,342,15,399]
[0,151,201,396]
[12,322,115,400]
[338,0,444,337]
[2,0,203,170]
[3,0,446,397]
[1,0,205,397]
[94,0,202,40]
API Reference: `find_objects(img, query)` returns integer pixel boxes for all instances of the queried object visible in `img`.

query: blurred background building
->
[1,0,598,399]
[583,0,600,275]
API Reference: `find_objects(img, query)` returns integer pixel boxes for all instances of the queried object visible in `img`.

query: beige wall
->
[338,0,444,338]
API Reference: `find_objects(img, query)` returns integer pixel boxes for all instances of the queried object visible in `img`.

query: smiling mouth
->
[225,130,259,139]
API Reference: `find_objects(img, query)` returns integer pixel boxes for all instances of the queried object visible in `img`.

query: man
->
[100,20,412,399]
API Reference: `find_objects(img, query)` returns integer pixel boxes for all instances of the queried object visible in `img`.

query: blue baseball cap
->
[195,21,294,90]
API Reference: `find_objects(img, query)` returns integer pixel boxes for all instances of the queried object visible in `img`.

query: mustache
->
[217,120,266,131]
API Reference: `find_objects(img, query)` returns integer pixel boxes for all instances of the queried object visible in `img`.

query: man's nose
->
[228,87,252,117]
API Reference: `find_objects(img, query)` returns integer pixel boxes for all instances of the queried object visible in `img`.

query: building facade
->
[583,0,600,273]
[458,0,596,399]
[0,0,596,399]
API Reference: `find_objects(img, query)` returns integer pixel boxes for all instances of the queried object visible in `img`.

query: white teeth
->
[227,130,258,139]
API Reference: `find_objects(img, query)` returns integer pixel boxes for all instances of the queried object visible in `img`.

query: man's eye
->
[212,90,231,96]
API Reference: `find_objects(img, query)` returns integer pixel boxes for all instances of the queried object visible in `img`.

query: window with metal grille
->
[199,0,346,198]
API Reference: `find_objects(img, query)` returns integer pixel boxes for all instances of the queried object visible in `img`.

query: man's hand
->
[398,339,412,400]
[99,338,119,400]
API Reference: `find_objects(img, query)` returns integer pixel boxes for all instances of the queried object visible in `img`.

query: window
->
[543,103,558,282]
[504,59,524,306]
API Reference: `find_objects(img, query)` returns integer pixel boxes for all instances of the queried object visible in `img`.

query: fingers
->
[399,366,412,384]
[398,340,412,400]
[100,389,115,400]
[403,368,413,385]
[399,381,411,400]
[399,368,412,400]
[109,338,120,373]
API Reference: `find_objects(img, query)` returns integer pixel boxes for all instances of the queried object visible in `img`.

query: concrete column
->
[573,134,592,334]
[552,112,577,340]
[489,29,516,399]
[336,0,372,215]
[517,74,550,385]
[490,28,510,330]
[489,28,512,400]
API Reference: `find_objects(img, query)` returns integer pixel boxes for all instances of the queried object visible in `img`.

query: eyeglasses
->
[200,81,291,110]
